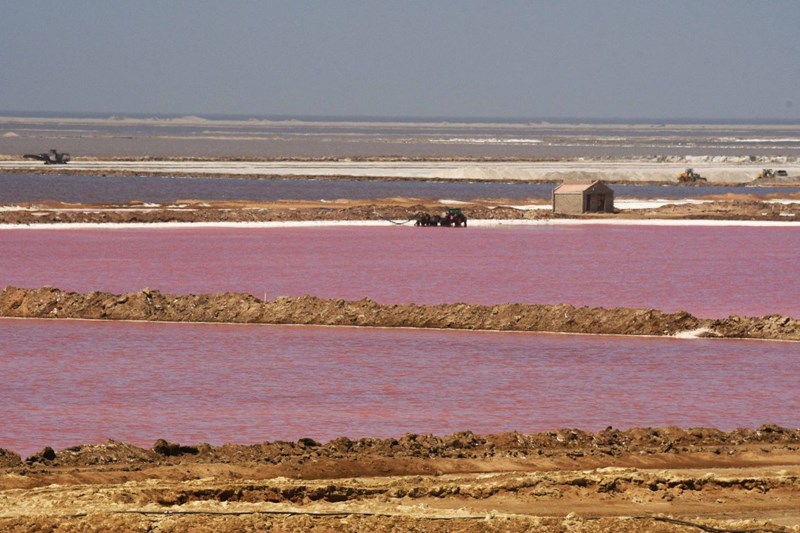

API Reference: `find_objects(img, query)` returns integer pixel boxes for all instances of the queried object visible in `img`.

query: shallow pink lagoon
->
[2,318,798,457]
[2,225,799,456]
[1,225,799,317]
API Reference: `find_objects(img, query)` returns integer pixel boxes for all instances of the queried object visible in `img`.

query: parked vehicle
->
[23,149,70,165]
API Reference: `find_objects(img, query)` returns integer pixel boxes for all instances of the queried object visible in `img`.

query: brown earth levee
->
[4,425,800,471]
[1,286,798,341]
[2,198,800,223]
[2,427,800,532]
[0,201,539,224]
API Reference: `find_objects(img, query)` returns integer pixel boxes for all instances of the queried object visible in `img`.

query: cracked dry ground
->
[2,433,799,532]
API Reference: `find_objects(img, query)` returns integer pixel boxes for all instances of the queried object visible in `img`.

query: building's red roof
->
[553,181,601,194]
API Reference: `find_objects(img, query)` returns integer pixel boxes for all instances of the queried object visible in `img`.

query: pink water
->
[2,318,798,457]
[2,225,799,457]
[1,225,799,317]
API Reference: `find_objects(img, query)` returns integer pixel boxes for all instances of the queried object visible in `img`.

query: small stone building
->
[552,181,614,215]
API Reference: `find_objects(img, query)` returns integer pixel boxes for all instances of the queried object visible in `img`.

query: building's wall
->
[554,189,614,214]
[603,191,615,212]
[586,192,615,212]
[553,193,585,214]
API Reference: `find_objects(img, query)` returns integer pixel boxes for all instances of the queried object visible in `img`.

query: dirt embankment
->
[6,425,799,471]
[2,427,800,532]
[1,201,540,224]
[2,197,800,224]
[626,198,800,221]
[1,286,798,341]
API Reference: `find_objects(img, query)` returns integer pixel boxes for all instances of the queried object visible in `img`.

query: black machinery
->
[24,149,70,165]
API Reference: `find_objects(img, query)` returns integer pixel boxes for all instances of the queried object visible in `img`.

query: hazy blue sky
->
[2,1,799,120]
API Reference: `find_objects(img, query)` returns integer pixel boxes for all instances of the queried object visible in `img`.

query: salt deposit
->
[2,159,799,183]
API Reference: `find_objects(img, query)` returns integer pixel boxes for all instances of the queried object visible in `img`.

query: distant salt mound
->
[2,132,18,137]
[175,115,207,123]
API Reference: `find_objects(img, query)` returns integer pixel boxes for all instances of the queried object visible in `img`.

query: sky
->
[2,1,799,120]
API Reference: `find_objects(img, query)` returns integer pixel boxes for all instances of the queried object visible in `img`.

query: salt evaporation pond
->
[1,173,799,204]
[1,225,799,317]
[2,318,798,457]
[2,224,798,456]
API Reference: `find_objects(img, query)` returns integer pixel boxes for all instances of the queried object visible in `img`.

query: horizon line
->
[2,110,800,126]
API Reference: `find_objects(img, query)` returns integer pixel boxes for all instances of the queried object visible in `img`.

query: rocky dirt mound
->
[9,425,799,468]
[27,440,158,467]
[2,286,799,340]
[0,448,21,467]
[710,314,800,339]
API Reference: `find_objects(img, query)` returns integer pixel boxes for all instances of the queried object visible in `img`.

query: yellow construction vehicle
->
[677,168,707,184]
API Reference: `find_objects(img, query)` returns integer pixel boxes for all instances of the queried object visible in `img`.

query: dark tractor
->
[24,149,70,165]
[440,207,467,227]
[414,212,443,226]
[415,212,434,226]
[415,208,467,227]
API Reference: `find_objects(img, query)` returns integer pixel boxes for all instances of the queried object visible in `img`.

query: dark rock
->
[25,446,56,463]
[152,439,199,456]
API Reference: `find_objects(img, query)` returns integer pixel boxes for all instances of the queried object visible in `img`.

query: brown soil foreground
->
[1,286,798,341]
[1,196,800,223]
[2,427,800,532]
